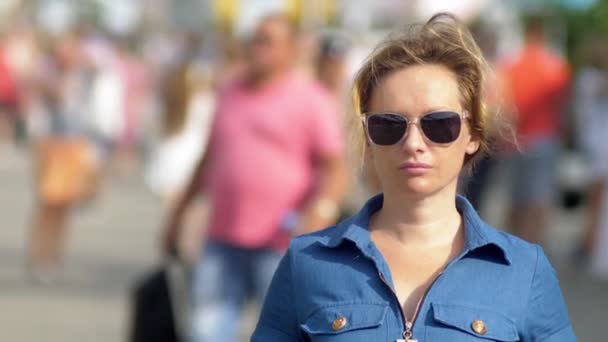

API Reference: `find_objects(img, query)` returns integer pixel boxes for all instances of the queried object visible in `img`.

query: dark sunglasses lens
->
[420,111,462,143]
[367,114,407,145]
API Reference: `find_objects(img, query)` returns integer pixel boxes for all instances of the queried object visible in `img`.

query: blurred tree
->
[556,0,608,69]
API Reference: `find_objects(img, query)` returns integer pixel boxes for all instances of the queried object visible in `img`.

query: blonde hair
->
[161,62,190,137]
[350,13,513,173]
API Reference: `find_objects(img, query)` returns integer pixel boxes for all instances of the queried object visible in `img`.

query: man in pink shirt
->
[163,14,346,341]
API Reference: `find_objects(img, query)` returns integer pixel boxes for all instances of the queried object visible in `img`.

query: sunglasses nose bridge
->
[401,118,427,148]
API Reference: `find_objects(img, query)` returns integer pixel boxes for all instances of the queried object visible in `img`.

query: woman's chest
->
[296,253,526,341]
[380,247,453,320]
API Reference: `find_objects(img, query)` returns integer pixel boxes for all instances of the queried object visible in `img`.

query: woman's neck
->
[371,186,462,248]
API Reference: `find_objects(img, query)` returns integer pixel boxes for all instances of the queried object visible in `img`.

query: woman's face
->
[366,64,479,197]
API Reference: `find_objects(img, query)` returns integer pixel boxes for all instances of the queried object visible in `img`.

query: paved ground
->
[0,146,162,342]
[0,146,606,341]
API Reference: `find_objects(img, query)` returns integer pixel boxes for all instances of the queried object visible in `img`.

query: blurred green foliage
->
[556,0,608,68]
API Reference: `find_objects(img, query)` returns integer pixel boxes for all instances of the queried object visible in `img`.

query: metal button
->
[332,316,347,331]
[471,320,487,335]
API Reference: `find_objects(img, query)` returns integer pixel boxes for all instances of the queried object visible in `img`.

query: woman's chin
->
[399,178,435,196]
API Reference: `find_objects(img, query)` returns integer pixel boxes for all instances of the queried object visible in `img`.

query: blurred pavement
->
[0,147,606,341]
[0,146,162,342]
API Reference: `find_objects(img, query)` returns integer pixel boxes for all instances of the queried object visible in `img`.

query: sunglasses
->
[362,111,469,145]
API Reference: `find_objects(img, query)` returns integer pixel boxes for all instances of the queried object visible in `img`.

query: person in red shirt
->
[502,17,570,244]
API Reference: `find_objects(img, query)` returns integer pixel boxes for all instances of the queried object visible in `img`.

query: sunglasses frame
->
[361,110,470,146]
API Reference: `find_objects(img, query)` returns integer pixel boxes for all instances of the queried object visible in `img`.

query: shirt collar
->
[322,194,511,265]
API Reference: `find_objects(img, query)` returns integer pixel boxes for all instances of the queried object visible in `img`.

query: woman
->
[252,13,575,341]
[27,32,98,282]
[145,58,215,208]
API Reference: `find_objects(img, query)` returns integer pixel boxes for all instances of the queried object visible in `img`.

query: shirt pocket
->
[429,302,520,341]
[300,303,389,341]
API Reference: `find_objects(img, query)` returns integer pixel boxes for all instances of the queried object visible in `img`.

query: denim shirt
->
[252,195,576,342]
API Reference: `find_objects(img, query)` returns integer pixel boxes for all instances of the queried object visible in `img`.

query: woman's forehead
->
[369,65,461,114]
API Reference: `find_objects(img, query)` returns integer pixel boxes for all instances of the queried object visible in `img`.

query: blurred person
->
[574,39,608,277]
[315,32,368,217]
[1,25,42,145]
[145,57,215,209]
[461,23,511,210]
[26,32,99,282]
[84,35,126,167]
[162,14,347,341]
[113,36,150,168]
[501,16,571,244]
[214,33,246,89]
[4,26,48,143]
[0,34,19,146]
[316,32,351,104]
[252,13,575,342]
[297,28,322,79]
[146,58,216,262]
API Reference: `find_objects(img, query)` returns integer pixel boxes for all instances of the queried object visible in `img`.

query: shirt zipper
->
[379,271,444,341]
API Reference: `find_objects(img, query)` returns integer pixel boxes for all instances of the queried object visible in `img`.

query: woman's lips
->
[399,162,432,175]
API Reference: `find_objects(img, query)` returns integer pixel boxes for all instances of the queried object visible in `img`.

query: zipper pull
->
[396,322,417,342]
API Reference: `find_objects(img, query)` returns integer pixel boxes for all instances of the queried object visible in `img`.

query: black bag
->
[130,267,178,342]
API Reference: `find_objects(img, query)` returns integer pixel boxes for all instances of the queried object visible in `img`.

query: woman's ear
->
[465,134,480,155]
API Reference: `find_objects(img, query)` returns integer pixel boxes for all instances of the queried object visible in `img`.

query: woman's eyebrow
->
[419,107,454,114]
[367,107,455,116]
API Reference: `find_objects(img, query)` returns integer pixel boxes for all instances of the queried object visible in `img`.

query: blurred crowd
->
[1,0,608,341]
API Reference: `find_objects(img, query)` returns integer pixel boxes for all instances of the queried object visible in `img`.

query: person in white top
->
[574,40,608,278]
[145,60,215,207]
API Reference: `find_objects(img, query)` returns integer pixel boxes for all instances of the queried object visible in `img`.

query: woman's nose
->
[401,123,426,152]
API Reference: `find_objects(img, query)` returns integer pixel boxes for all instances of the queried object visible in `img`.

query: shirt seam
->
[536,323,572,342]
[522,244,541,334]
[303,301,390,320]
[255,326,299,340]
[433,303,517,325]
[289,248,301,326]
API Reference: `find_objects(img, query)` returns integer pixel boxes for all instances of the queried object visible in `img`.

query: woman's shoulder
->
[288,224,344,253]
[480,222,553,272]
[284,218,368,268]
